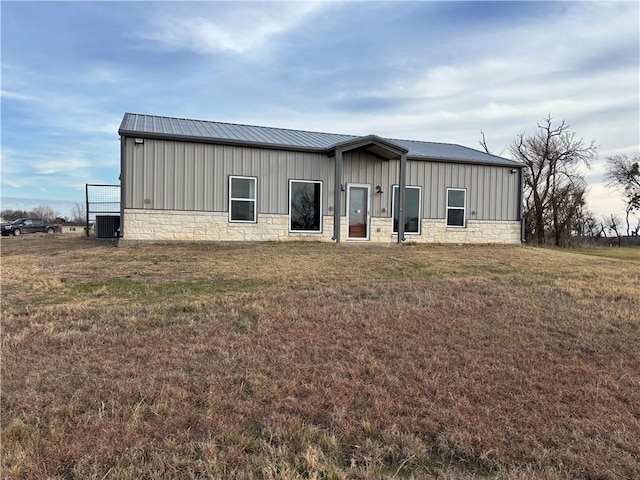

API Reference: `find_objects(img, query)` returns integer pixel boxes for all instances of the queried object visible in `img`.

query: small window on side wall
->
[229,176,257,223]
[289,180,322,233]
[446,188,466,227]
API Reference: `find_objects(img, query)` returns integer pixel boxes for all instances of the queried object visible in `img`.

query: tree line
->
[482,115,639,246]
[1,203,86,224]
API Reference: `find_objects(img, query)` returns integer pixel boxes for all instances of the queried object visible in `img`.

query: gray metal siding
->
[406,160,518,221]
[124,137,332,214]
[124,137,519,222]
[341,151,399,217]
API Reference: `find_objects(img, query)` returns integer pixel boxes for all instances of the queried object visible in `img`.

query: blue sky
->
[1,1,638,221]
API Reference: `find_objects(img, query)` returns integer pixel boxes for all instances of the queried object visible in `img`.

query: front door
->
[347,184,370,240]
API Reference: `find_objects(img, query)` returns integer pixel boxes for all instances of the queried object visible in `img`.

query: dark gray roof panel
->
[391,138,517,165]
[120,113,353,149]
[119,113,521,167]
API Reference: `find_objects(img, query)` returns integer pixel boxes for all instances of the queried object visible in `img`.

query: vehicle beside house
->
[1,218,62,236]
[118,113,524,244]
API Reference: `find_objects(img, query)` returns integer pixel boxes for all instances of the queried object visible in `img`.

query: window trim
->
[446,187,466,228]
[392,184,422,235]
[288,179,323,234]
[228,175,257,223]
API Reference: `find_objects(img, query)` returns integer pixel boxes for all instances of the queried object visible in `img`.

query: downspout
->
[397,152,406,244]
[120,136,126,239]
[332,149,343,244]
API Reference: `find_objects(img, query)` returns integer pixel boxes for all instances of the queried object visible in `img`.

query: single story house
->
[118,113,523,244]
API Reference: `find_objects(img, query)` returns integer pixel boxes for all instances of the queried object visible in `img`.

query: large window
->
[229,176,257,222]
[289,180,322,232]
[446,188,466,227]
[393,185,421,234]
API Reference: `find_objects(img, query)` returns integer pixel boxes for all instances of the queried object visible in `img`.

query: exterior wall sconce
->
[328,206,333,212]
[375,186,383,194]
[340,184,345,192]
[510,168,518,174]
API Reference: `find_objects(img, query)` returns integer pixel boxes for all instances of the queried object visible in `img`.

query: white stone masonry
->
[123,209,520,244]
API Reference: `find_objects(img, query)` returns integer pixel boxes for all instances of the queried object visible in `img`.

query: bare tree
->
[571,205,599,245]
[510,115,597,245]
[604,155,640,236]
[30,205,59,223]
[71,202,87,224]
[479,130,491,154]
[1,209,30,222]
[604,214,622,247]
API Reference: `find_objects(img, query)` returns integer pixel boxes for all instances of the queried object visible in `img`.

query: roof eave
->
[118,129,328,155]
[407,154,523,168]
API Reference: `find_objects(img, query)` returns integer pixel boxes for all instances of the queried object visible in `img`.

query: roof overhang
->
[406,154,524,168]
[118,130,327,155]
[328,135,409,160]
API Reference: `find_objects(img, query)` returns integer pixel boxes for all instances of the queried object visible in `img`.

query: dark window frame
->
[392,185,422,235]
[289,179,323,233]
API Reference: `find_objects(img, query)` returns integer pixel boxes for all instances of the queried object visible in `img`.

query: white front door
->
[346,184,370,240]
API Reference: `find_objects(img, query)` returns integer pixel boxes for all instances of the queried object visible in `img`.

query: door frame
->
[346,183,371,241]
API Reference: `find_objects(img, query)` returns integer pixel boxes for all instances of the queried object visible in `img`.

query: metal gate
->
[85,184,120,237]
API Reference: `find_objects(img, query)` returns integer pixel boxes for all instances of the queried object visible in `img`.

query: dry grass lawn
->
[1,235,639,479]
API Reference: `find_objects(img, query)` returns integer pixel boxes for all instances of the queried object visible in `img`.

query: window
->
[229,176,257,222]
[446,188,466,227]
[289,180,322,233]
[392,185,421,234]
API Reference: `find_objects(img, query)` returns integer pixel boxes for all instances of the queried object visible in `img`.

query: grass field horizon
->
[2,236,639,479]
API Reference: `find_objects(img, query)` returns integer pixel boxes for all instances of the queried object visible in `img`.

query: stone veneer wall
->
[122,209,521,244]
[418,219,521,244]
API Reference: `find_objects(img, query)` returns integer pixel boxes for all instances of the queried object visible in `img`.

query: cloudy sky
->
[1,1,638,221]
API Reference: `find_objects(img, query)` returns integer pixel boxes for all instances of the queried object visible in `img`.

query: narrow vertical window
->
[392,185,421,234]
[229,176,257,222]
[446,188,466,227]
[289,180,322,232]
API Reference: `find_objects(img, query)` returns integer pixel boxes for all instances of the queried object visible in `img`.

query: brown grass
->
[1,234,639,479]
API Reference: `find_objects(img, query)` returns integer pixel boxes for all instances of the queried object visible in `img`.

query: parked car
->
[1,218,62,236]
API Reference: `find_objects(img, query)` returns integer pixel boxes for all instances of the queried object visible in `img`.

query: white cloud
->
[589,182,632,219]
[33,158,90,176]
[1,177,24,189]
[83,64,125,85]
[139,3,326,55]
[0,89,40,102]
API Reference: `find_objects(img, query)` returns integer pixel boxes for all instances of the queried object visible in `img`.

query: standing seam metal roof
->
[119,113,521,167]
